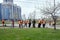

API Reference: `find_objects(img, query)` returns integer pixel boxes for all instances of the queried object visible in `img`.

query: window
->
[5,0,8,2]
[4,0,13,3]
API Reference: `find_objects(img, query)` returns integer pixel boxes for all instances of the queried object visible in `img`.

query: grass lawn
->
[0,28,60,40]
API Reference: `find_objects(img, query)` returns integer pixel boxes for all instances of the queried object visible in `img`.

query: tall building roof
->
[3,0,13,3]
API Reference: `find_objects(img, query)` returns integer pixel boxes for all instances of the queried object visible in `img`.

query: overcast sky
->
[0,0,60,19]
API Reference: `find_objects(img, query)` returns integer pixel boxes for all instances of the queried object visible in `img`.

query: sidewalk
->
[0,23,60,29]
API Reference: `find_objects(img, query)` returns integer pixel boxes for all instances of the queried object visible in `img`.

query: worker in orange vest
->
[2,19,5,26]
[38,19,41,28]
[32,19,36,28]
[42,19,46,28]
[24,20,29,28]
[52,21,55,26]
[19,20,23,28]
[49,21,51,26]
[12,20,14,28]
[18,20,21,28]
[21,20,23,28]
[28,19,31,28]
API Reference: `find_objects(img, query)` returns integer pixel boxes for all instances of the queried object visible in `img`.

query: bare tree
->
[41,1,60,30]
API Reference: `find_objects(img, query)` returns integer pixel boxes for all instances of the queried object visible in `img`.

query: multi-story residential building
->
[0,0,21,20]
[0,4,2,20]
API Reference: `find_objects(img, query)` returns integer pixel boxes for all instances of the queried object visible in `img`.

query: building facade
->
[3,0,13,3]
[0,4,2,20]
[0,0,21,20]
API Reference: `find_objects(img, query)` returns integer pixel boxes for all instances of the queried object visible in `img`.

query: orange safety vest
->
[27,20,29,23]
[24,20,28,24]
[2,20,5,24]
[18,20,23,24]
[24,20,27,24]
[26,20,29,24]
[20,20,23,24]
[23,21,24,24]
[38,20,41,23]
[42,20,46,24]
[39,20,43,24]
[18,21,21,24]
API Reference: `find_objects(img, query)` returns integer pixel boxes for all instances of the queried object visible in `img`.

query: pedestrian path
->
[0,23,60,29]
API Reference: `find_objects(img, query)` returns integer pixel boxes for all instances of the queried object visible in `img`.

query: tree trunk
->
[54,23,56,30]
[53,19,56,30]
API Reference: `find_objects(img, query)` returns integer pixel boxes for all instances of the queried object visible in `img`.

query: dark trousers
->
[38,23,41,28]
[43,24,45,28]
[25,23,27,27]
[29,23,31,28]
[2,22,4,26]
[2,24,4,26]
[19,24,23,28]
[19,24,21,28]
[12,24,14,28]
[33,24,35,28]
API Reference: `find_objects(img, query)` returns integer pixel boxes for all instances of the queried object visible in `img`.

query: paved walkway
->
[0,23,60,29]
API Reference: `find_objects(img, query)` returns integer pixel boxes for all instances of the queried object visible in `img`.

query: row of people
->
[18,19,46,28]
[2,19,46,28]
